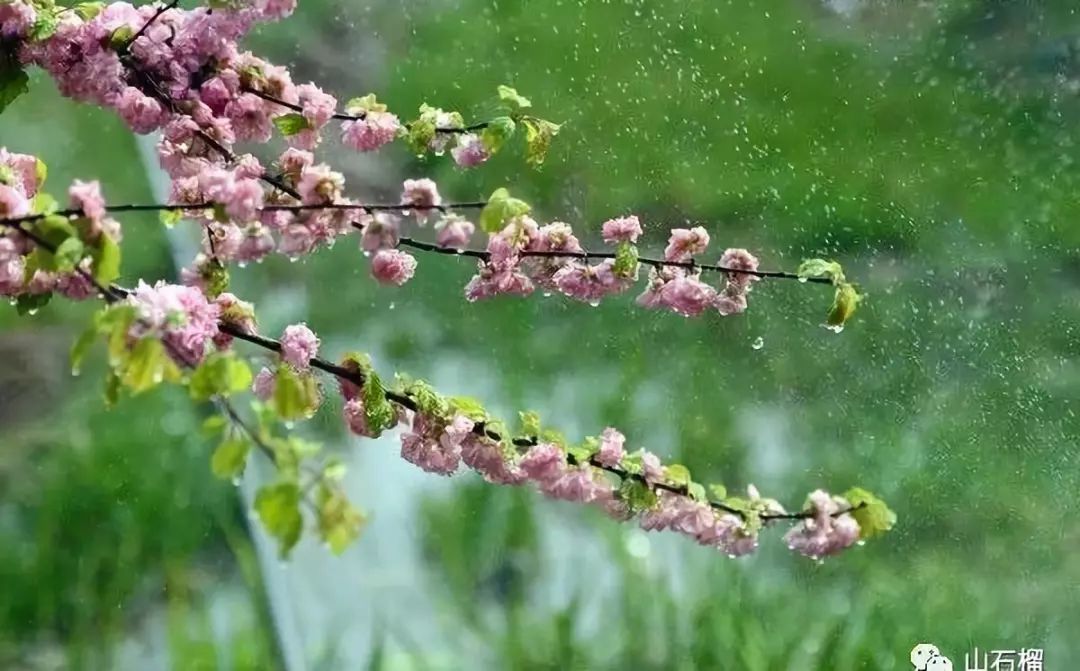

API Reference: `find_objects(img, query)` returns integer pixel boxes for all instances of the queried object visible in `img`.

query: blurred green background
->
[2,0,1079,668]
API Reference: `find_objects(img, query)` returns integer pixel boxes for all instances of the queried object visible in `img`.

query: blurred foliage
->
[3,0,1080,669]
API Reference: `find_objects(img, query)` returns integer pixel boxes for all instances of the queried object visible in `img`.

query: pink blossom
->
[254,0,297,20]
[461,434,526,485]
[552,260,627,304]
[519,442,567,483]
[0,1,35,39]
[226,93,273,143]
[637,267,718,317]
[296,83,337,130]
[69,180,106,222]
[640,450,663,484]
[297,164,343,205]
[0,185,30,219]
[213,292,256,349]
[116,87,169,134]
[596,427,626,467]
[358,213,400,253]
[601,215,642,244]
[783,490,861,559]
[277,147,313,182]
[235,224,275,263]
[399,412,466,476]
[401,178,441,224]
[252,366,275,400]
[343,398,378,437]
[370,249,416,286]
[451,133,490,168]
[0,149,41,197]
[719,247,760,292]
[664,226,710,262]
[341,111,401,152]
[0,238,25,296]
[127,281,221,364]
[280,323,319,369]
[714,287,748,316]
[540,468,609,503]
[434,215,475,248]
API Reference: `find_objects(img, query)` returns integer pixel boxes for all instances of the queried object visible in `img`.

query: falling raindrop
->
[823,324,844,334]
[751,336,764,350]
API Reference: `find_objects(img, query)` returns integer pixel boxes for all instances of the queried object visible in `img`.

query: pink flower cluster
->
[0,150,120,300]
[127,280,221,364]
[782,489,861,559]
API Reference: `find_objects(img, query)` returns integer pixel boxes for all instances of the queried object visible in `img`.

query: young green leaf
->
[480,116,516,154]
[272,112,310,136]
[797,258,845,284]
[497,85,532,113]
[211,437,252,480]
[254,482,303,557]
[91,234,121,284]
[316,485,366,554]
[15,292,51,316]
[613,241,639,279]
[53,237,85,273]
[189,351,254,401]
[122,337,180,393]
[361,370,396,436]
[827,282,861,330]
[479,187,532,233]
[842,487,896,540]
[522,118,560,167]
[271,366,320,421]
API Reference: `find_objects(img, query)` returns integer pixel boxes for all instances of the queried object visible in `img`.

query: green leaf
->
[92,234,121,284]
[103,371,121,407]
[108,25,134,51]
[34,158,47,189]
[99,304,137,366]
[344,93,387,114]
[497,85,532,113]
[405,116,436,156]
[74,2,106,20]
[518,410,541,437]
[15,292,51,316]
[708,484,728,501]
[70,322,99,375]
[316,485,366,554]
[211,437,252,480]
[843,487,896,540]
[826,282,861,330]
[54,236,85,273]
[797,258,846,284]
[480,116,516,154]
[522,118,560,167]
[479,187,532,233]
[271,365,320,422]
[404,378,447,416]
[0,58,29,116]
[272,112,311,136]
[160,208,183,227]
[567,436,598,465]
[200,414,228,438]
[189,351,253,401]
[122,337,179,394]
[663,463,692,488]
[448,395,487,421]
[361,371,396,437]
[618,479,658,514]
[29,8,60,41]
[613,241,639,279]
[254,482,303,558]
[31,193,59,216]
[687,482,707,503]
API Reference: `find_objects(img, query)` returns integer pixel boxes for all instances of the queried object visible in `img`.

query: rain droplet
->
[389,302,396,310]
[27,308,38,316]
[822,324,844,334]
[588,300,600,307]
[751,336,764,350]
[362,250,371,258]
[798,276,808,283]
[231,477,241,487]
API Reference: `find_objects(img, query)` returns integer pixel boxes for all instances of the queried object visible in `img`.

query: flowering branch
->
[0,0,892,563]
